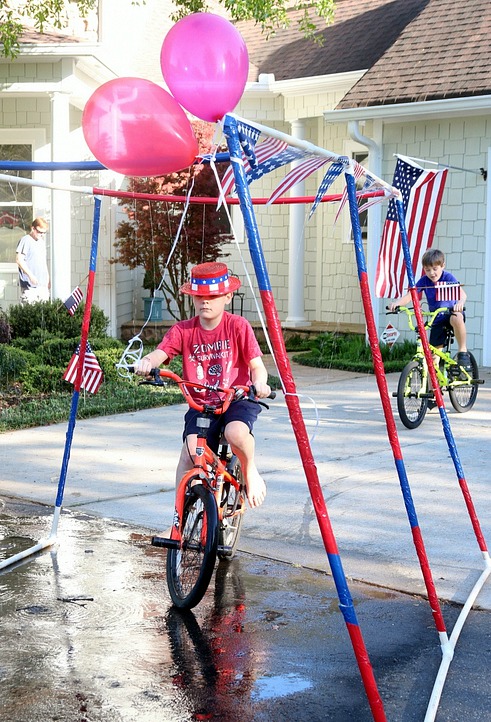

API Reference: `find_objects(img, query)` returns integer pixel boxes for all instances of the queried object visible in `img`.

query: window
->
[0,144,33,263]
[352,150,368,241]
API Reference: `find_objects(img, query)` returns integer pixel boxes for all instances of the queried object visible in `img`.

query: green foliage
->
[0,309,12,343]
[20,364,66,394]
[292,333,417,373]
[0,0,97,58]
[0,344,36,384]
[171,0,335,41]
[7,301,109,340]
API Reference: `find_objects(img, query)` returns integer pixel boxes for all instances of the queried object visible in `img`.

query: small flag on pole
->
[64,286,83,316]
[63,342,103,394]
[435,282,461,302]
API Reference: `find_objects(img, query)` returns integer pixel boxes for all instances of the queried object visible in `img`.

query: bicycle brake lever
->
[138,368,166,386]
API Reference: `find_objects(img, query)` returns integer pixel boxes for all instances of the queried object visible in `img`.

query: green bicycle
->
[388,306,484,429]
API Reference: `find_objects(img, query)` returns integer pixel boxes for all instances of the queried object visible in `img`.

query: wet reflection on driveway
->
[1,497,490,722]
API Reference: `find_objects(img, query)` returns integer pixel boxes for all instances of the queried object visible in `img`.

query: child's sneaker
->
[457,351,472,371]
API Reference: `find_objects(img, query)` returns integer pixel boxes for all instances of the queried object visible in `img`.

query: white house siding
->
[380,116,490,365]
[227,80,368,330]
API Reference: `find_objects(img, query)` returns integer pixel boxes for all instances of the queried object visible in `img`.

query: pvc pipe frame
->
[1,122,489,721]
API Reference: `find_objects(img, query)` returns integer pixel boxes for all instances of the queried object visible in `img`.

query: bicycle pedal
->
[151,535,180,549]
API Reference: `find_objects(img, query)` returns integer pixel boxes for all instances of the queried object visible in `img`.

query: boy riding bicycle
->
[388,248,471,371]
[135,262,271,509]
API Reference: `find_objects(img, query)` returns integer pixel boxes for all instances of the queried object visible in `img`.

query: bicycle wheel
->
[397,360,429,429]
[166,482,218,610]
[448,352,479,413]
[217,456,245,561]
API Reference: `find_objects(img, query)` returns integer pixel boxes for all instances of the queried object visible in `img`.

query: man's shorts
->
[20,285,49,304]
[182,399,262,452]
[430,310,465,347]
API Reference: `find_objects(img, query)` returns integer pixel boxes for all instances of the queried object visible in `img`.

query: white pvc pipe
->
[424,554,491,722]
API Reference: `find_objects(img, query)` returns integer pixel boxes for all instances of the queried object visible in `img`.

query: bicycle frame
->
[144,367,247,550]
[397,306,473,393]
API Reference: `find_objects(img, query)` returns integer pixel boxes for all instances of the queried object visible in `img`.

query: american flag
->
[334,160,366,224]
[63,286,83,316]
[63,342,103,394]
[308,160,345,218]
[221,121,319,199]
[268,155,334,205]
[375,155,448,298]
[435,282,461,302]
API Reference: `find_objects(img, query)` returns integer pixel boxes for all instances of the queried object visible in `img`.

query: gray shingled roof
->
[236,0,491,107]
[236,0,428,82]
[337,0,491,107]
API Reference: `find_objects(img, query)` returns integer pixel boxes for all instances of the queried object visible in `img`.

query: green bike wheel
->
[166,482,218,610]
[448,352,479,413]
[397,360,428,429]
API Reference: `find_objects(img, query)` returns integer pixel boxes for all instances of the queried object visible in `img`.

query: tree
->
[0,0,335,59]
[112,121,232,321]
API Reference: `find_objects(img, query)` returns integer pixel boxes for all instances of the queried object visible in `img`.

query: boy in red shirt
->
[136,262,270,508]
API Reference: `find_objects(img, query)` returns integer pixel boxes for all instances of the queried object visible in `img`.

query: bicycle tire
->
[448,352,479,413]
[397,360,428,429]
[217,456,245,561]
[166,482,218,610]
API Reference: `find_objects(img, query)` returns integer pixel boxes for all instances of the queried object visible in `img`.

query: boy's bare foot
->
[245,469,267,508]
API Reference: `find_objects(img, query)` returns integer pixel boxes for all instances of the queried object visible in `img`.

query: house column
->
[50,91,72,302]
[284,119,311,328]
[483,147,491,366]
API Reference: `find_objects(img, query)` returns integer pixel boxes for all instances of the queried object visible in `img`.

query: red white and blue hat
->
[180,262,241,297]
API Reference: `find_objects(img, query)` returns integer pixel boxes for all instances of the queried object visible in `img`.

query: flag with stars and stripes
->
[435,282,461,302]
[63,342,103,394]
[308,161,346,218]
[375,155,448,298]
[63,286,83,316]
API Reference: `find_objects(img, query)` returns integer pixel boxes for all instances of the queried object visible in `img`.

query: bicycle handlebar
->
[385,305,457,332]
[127,366,276,414]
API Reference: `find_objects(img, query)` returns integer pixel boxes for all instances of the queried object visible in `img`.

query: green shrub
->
[7,300,109,340]
[20,364,66,394]
[0,309,12,343]
[0,344,36,385]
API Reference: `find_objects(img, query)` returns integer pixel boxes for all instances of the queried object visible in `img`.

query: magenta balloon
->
[82,77,199,176]
[161,13,249,122]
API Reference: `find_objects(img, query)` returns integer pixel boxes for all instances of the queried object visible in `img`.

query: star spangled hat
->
[180,262,241,297]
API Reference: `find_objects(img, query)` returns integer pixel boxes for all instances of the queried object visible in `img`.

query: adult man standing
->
[15,217,50,304]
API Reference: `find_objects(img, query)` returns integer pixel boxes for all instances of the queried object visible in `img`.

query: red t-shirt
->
[157,312,262,402]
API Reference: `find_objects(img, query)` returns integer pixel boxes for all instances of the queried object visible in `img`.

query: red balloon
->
[82,78,198,176]
[161,13,249,122]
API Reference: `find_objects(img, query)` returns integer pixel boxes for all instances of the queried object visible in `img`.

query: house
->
[1,0,490,364]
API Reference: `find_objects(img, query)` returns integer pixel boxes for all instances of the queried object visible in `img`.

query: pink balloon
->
[161,13,249,123]
[82,78,199,176]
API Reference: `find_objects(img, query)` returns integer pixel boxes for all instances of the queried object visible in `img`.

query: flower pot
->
[143,296,163,322]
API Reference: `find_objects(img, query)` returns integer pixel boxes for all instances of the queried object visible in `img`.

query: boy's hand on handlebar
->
[252,381,271,399]
[452,300,465,313]
[134,358,154,376]
[387,302,399,312]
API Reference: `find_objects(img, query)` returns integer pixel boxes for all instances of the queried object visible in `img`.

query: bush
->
[291,333,417,373]
[20,364,66,394]
[7,300,109,340]
[0,309,12,343]
[0,344,36,385]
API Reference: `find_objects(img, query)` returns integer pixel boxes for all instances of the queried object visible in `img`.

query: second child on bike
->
[135,261,271,510]
[388,248,471,371]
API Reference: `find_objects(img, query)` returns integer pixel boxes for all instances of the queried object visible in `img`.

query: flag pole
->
[0,197,102,571]
[222,113,387,722]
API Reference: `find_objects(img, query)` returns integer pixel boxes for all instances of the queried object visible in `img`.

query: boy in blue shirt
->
[389,248,470,369]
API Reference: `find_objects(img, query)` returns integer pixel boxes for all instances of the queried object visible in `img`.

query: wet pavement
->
[1,496,491,722]
[1,359,491,720]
